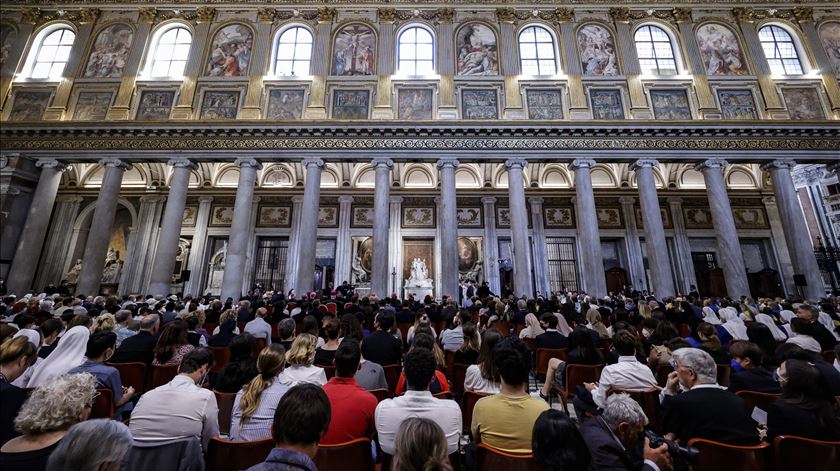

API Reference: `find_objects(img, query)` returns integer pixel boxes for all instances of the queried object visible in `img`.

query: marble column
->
[335,196,354,288]
[220,159,261,301]
[482,197,501,296]
[529,197,550,297]
[295,159,325,294]
[6,159,68,294]
[285,195,305,293]
[631,159,676,298]
[761,160,824,300]
[76,159,131,296]
[570,159,607,297]
[120,196,165,295]
[437,159,459,301]
[619,196,646,290]
[35,195,83,290]
[505,159,533,298]
[761,196,795,294]
[148,159,196,296]
[371,159,393,297]
[185,196,214,296]
[695,159,750,298]
[668,197,697,293]
[389,196,404,295]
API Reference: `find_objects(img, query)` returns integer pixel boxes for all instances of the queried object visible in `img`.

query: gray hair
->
[46,419,132,471]
[139,314,160,331]
[672,347,717,384]
[15,373,97,434]
[602,393,648,429]
[114,310,132,323]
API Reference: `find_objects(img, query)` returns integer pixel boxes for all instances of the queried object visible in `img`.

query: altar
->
[404,257,434,301]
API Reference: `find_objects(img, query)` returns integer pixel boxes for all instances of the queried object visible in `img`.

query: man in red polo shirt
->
[321,338,377,444]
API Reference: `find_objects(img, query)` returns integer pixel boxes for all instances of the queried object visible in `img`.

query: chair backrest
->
[495,321,511,337]
[513,323,526,336]
[735,390,780,414]
[124,437,203,471]
[213,390,237,436]
[205,437,275,471]
[535,348,567,376]
[687,438,771,471]
[451,363,470,398]
[821,350,836,364]
[773,435,840,471]
[462,391,489,433]
[314,438,373,471]
[444,350,455,378]
[380,452,459,471]
[522,337,536,352]
[397,322,411,343]
[433,391,453,400]
[369,388,391,402]
[322,365,336,380]
[716,363,731,387]
[607,387,661,432]
[287,302,297,310]
[90,388,115,419]
[253,337,267,358]
[382,364,401,396]
[149,363,180,390]
[564,364,604,396]
[655,363,674,388]
[209,347,230,373]
[326,303,337,314]
[107,361,147,394]
[475,443,539,471]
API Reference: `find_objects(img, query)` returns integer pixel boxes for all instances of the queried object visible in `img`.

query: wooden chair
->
[451,363,470,398]
[686,438,771,471]
[253,337,267,358]
[494,321,511,337]
[735,390,780,414]
[287,302,297,311]
[462,391,489,433]
[314,438,373,471]
[237,321,247,334]
[213,390,237,436]
[522,337,536,352]
[475,443,539,471]
[149,363,180,390]
[294,321,304,336]
[513,323,526,337]
[655,363,674,388]
[107,362,147,394]
[382,364,401,396]
[369,388,391,403]
[205,437,274,471]
[209,346,230,373]
[716,364,731,387]
[444,350,455,378]
[679,324,691,338]
[556,364,604,413]
[397,322,411,344]
[90,388,115,419]
[321,365,336,380]
[535,348,567,383]
[821,350,837,364]
[380,452,459,471]
[607,387,661,431]
[773,435,840,471]
[433,391,453,400]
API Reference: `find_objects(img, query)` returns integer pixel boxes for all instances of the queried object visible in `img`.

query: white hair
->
[602,393,648,429]
[672,347,717,384]
[46,419,132,471]
[15,373,96,434]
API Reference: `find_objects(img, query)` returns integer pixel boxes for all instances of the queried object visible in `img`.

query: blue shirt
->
[68,360,132,415]
[245,447,317,471]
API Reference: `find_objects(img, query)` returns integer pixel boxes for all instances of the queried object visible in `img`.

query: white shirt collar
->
[617,355,638,363]
[690,383,726,391]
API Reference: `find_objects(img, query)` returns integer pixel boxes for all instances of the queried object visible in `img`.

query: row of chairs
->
[689,435,840,471]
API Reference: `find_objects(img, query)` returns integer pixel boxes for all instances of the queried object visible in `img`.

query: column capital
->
[827,162,840,176]
[759,159,796,172]
[694,159,728,172]
[167,158,198,170]
[761,196,777,205]
[252,196,262,204]
[338,195,355,204]
[569,159,596,171]
[198,195,215,203]
[301,158,325,169]
[481,196,497,205]
[667,197,683,205]
[35,159,69,171]
[436,158,459,169]
[371,158,394,169]
[99,158,132,170]
[528,196,544,206]
[389,196,403,204]
[234,158,262,170]
[618,196,636,205]
[629,159,660,172]
[504,159,528,170]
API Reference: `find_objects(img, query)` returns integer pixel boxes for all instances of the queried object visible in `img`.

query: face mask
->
[730,359,745,372]
[642,328,652,339]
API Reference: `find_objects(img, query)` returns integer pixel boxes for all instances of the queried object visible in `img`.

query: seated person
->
[440,311,474,353]
[540,326,605,400]
[580,393,672,471]
[775,343,840,396]
[109,314,159,365]
[471,336,549,453]
[68,331,136,418]
[660,348,758,445]
[394,333,450,396]
[465,329,502,394]
[277,318,296,352]
[361,311,402,366]
[320,339,377,444]
[0,337,38,445]
[278,334,327,387]
[214,334,258,393]
[453,322,480,366]
[585,331,658,410]
[245,384,331,471]
[230,345,288,441]
[244,308,273,342]
[534,313,569,351]
[532,410,592,471]
[766,358,840,441]
[375,347,462,455]
[314,317,340,366]
[129,349,219,451]
[727,341,780,394]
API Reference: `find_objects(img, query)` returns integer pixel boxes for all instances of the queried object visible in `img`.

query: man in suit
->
[580,393,673,471]
[109,314,160,365]
[796,304,837,351]
[660,348,758,445]
[360,311,402,367]
[534,313,569,350]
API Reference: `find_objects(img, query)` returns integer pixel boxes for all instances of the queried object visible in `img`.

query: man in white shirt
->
[244,307,273,341]
[130,348,219,450]
[439,311,473,352]
[375,347,462,455]
[585,330,657,409]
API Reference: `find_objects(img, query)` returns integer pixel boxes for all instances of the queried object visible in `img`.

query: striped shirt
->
[229,379,290,441]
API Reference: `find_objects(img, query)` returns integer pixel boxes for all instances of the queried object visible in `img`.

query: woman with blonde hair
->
[638,303,652,320]
[278,334,327,386]
[585,308,609,339]
[392,417,453,471]
[212,309,240,336]
[230,345,289,441]
[519,313,545,339]
[91,314,116,333]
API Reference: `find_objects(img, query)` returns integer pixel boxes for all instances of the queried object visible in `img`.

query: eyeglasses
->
[668,357,677,369]
[87,391,101,407]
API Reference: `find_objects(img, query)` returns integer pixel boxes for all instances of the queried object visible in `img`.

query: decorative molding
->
[731,7,812,24]
[436,159,460,169]
[35,159,69,171]
[234,158,261,169]
[19,7,100,26]
[695,159,728,171]
[98,158,132,170]
[504,159,527,170]
[4,0,825,6]
[629,159,660,171]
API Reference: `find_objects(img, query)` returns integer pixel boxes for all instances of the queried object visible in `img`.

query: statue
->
[65,259,83,284]
[406,258,433,288]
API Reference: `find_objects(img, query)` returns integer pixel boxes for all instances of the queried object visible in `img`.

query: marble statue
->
[406,258,433,288]
[65,259,83,284]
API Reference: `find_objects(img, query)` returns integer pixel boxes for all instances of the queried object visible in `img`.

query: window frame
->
[19,23,77,81]
[517,23,560,76]
[396,23,436,77]
[142,22,194,79]
[633,23,680,76]
[757,23,805,76]
[271,24,315,77]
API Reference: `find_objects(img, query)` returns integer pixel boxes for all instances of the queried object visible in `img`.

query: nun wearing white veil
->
[755,313,788,342]
[24,325,90,388]
[779,310,796,338]
[11,329,44,387]
[701,306,721,325]
[719,307,749,341]
[817,311,840,341]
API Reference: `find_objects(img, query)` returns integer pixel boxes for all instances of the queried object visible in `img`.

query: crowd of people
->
[0,284,839,470]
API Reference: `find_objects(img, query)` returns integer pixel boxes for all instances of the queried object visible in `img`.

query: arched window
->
[634,25,678,75]
[147,25,192,78]
[274,26,313,76]
[518,25,557,75]
[758,25,803,75]
[397,25,434,75]
[24,26,76,79]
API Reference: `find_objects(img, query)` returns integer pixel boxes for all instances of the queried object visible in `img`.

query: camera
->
[645,430,699,471]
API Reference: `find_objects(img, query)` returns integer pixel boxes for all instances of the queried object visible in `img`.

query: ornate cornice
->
[731,7,814,24]
[0,0,830,6]
[1,123,838,158]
